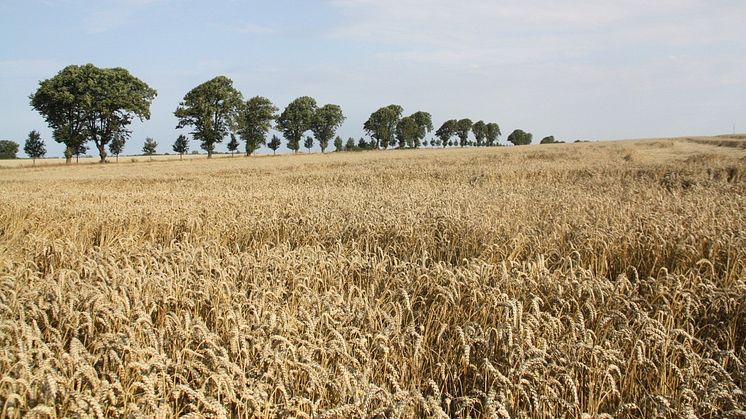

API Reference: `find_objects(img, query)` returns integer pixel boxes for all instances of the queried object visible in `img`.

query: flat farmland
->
[1,138,745,417]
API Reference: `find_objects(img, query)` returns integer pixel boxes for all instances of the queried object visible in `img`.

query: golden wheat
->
[0,138,744,417]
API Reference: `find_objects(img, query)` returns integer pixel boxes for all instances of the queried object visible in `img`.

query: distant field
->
[1,138,744,417]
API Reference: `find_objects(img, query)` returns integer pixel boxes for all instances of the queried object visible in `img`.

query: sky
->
[1,0,745,157]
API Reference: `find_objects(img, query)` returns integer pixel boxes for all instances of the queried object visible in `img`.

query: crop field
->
[1,138,745,418]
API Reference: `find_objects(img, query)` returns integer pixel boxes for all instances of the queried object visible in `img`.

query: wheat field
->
[1,138,745,418]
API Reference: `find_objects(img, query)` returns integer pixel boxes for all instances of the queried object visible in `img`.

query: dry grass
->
[1,138,745,418]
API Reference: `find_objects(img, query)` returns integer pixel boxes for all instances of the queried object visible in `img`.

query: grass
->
[0,137,744,417]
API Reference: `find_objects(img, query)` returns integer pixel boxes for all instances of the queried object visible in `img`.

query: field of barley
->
[1,137,745,418]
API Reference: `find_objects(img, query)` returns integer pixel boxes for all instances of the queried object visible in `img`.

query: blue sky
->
[1,0,745,157]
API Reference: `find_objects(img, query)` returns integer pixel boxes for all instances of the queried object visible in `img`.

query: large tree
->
[172,134,189,159]
[24,130,46,164]
[436,119,457,148]
[237,96,277,156]
[396,116,419,148]
[276,96,317,154]
[472,120,486,146]
[311,104,345,153]
[485,123,501,146]
[410,111,433,148]
[363,104,403,149]
[30,64,156,163]
[508,129,533,146]
[456,118,473,147]
[0,140,19,159]
[174,76,243,158]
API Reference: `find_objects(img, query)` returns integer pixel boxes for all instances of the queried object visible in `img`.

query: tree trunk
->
[207,151,212,159]
[97,143,107,163]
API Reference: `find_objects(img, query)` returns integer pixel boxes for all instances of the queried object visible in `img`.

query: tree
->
[30,64,156,164]
[172,134,190,159]
[276,96,317,154]
[73,142,88,163]
[436,119,457,148]
[485,123,501,146]
[455,118,473,147]
[24,130,46,164]
[0,140,19,159]
[345,137,356,151]
[334,135,343,152]
[142,137,158,155]
[358,137,368,149]
[410,111,433,148]
[311,104,345,153]
[396,116,419,148]
[363,104,403,149]
[472,121,486,146]
[108,132,126,162]
[303,135,314,153]
[268,135,281,155]
[539,135,556,144]
[174,76,243,158]
[508,129,533,146]
[237,96,277,156]
[227,133,240,156]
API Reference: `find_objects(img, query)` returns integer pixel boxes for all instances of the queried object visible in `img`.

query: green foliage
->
[436,119,457,148]
[396,116,419,148]
[0,140,19,159]
[455,118,473,147]
[277,96,317,154]
[363,104,403,149]
[472,121,486,146]
[303,135,314,153]
[172,134,190,158]
[312,104,345,153]
[345,137,356,151]
[508,129,533,146]
[358,137,369,149]
[410,111,433,148]
[540,135,563,144]
[174,76,243,158]
[109,132,126,162]
[24,130,46,162]
[334,135,343,152]
[485,123,501,146]
[237,96,277,156]
[30,63,156,163]
[142,137,158,155]
[227,133,240,155]
[268,135,281,155]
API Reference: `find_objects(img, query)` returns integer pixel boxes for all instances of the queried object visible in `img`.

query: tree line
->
[13,64,554,163]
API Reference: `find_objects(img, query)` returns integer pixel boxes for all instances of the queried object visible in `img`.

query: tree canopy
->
[277,96,317,154]
[485,123,501,146]
[174,76,243,158]
[455,118,473,147]
[508,129,533,146]
[396,116,419,148]
[30,64,156,163]
[0,140,19,159]
[24,130,46,163]
[237,96,277,156]
[142,137,158,155]
[172,134,190,159]
[363,104,403,149]
[410,111,433,148]
[436,119,457,148]
[311,104,345,153]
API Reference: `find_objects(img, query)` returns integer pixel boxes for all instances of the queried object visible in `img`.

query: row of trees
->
[27,64,549,163]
